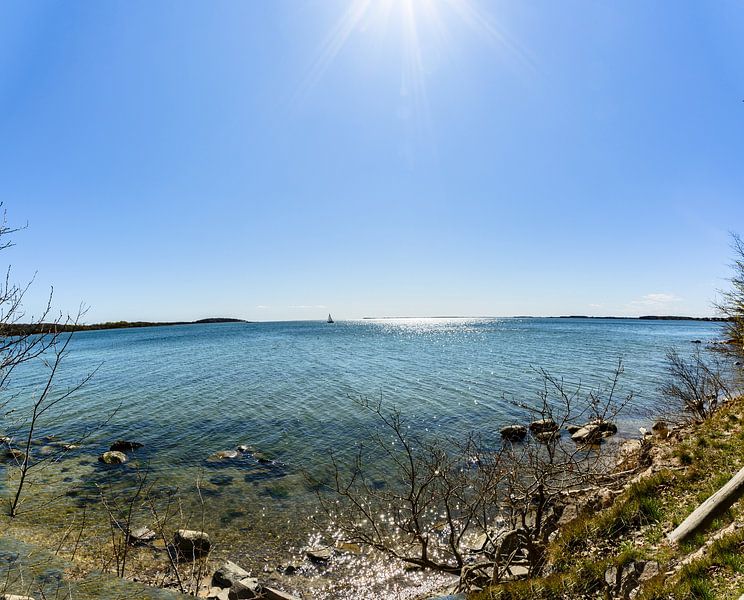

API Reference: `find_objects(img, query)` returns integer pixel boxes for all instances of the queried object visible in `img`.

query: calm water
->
[1,317,725,597]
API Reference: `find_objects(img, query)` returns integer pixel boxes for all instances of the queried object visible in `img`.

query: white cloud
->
[288,304,327,309]
[629,292,683,308]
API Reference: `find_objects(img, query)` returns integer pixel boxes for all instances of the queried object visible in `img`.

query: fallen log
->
[668,466,744,544]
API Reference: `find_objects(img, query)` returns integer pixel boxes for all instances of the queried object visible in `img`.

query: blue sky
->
[1,0,742,322]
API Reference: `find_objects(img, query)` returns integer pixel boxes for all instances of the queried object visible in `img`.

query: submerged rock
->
[2,448,25,462]
[306,547,333,563]
[252,451,272,464]
[99,450,128,464]
[210,474,234,486]
[208,450,240,461]
[110,440,143,452]
[500,425,527,441]
[334,540,361,554]
[535,430,560,443]
[174,529,211,558]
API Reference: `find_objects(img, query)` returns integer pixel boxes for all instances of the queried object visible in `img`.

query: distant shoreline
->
[3,317,250,335]
[5,314,729,335]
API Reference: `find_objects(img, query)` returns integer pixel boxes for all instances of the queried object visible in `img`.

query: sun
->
[300,0,521,114]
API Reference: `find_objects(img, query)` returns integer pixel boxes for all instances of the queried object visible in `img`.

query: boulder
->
[535,430,559,443]
[227,577,260,600]
[496,529,524,561]
[99,450,128,465]
[127,526,156,545]
[499,425,527,442]
[174,529,211,558]
[597,488,615,509]
[0,436,12,445]
[503,564,529,580]
[571,424,601,445]
[616,439,643,470]
[262,588,301,600]
[208,450,239,461]
[110,440,143,452]
[605,559,661,599]
[556,503,579,527]
[588,419,618,436]
[212,561,250,589]
[529,419,558,434]
[651,421,669,439]
[565,424,581,434]
[207,588,231,600]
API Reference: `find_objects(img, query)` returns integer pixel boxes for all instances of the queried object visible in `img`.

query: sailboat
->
[327,313,334,324]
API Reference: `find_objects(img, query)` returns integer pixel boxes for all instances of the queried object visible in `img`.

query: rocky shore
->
[3,395,744,599]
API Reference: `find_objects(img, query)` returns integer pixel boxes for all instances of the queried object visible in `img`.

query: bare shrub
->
[715,233,744,354]
[661,347,730,421]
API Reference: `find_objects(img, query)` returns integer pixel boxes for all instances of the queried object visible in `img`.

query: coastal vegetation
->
[716,233,744,353]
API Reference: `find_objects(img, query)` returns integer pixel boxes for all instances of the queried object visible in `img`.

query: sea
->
[0,317,726,599]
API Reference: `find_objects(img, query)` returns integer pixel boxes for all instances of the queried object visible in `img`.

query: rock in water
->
[98,450,128,464]
[2,448,25,462]
[529,419,559,434]
[110,440,143,452]
[535,430,559,443]
[306,547,333,562]
[588,419,618,436]
[174,529,211,558]
[207,450,240,461]
[570,424,601,444]
[500,425,527,441]
[262,588,301,600]
[212,560,250,589]
[228,576,261,599]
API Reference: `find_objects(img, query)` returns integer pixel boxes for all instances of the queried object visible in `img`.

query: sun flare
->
[301,0,523,115]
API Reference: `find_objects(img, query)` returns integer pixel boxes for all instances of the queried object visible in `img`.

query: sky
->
[0,0,743,322]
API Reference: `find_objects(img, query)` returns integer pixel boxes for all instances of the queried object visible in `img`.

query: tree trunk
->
[668,466,744,544]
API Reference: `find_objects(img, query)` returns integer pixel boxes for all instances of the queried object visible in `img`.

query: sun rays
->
[296,0,527,124]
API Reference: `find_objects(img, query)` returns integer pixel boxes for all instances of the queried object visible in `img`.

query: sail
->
[327,313,334,323]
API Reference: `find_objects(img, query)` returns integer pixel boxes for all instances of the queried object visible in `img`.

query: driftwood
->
[668,466,744,544]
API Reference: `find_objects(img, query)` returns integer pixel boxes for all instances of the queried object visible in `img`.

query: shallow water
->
[0,317,724,596]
